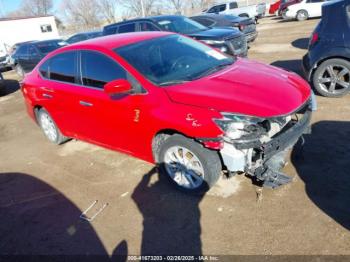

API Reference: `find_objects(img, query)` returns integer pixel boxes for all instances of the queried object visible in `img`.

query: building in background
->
[0,15,59,56]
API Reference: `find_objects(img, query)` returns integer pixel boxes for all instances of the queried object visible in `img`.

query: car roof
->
[19,39,64,46]
[71,30,102,36]
[192,14,229,21]
[103,15,185,29]
[59,32,173,51]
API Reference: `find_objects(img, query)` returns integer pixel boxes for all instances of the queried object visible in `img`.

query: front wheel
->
[296,10,308,21]
[158,134,222,194]
[313,58,350,97]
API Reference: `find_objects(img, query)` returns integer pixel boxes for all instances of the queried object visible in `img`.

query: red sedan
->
[21,32,315,193]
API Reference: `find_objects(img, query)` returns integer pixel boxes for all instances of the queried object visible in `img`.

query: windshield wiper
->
[158,80,190,87]
[190,62,234,80]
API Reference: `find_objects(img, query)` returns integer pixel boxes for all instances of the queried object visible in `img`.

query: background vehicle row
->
[103,15,248,57]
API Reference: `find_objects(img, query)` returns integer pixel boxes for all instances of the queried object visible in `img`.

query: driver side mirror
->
[104,79,132,96]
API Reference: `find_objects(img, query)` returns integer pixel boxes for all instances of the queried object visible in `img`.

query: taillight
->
[239,24,246,31]
[310,32,319,46]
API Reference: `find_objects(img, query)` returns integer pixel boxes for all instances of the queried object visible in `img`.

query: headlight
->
[202,39,226,45]
[214,113,268,142]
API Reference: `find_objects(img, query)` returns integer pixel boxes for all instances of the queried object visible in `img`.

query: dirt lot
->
[1,16,350,257]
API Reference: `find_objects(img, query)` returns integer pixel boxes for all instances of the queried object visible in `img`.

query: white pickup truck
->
[204,1,266,21]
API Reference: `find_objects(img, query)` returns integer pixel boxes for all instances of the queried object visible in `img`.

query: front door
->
[74,50,145,152]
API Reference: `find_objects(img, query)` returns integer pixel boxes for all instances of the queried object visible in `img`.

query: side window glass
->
[49,52,76,83]
[219,4,227,11]
[230,2,238,9]
[118,23,136,33]
[207,5,218,13]
[28,45,39,56]
[104,27,117,35]
[81,51,127,89]
[39,60,49,78]
[140,22,160,31]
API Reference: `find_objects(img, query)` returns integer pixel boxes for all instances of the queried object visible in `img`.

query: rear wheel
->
[313,58,350,97]
[37,108,68,144]
[158,134,222,194]
[296,10,308,21]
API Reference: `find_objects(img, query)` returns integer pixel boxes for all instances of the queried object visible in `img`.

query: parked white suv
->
[283,0,330,21]
[205,1,266,21]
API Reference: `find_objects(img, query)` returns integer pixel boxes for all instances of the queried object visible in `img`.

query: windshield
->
[115,35,234,86]
[153,16,208,34]
[36,41,67,54]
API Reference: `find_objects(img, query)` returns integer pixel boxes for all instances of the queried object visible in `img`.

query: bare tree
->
[61,0,103,31]
[118,0,158,17]
[6,0,53,17]
[169,0,185,14]
[99,0,118,24]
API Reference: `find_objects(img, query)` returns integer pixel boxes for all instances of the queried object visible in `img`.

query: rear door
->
[37,51,81,137]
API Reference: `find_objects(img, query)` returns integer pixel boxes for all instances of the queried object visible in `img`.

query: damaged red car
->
[21,32,316,194]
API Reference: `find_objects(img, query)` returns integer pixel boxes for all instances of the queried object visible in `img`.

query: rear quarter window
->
[39,60,49,78]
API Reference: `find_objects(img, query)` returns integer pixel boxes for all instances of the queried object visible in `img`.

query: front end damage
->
[218,96,316,188]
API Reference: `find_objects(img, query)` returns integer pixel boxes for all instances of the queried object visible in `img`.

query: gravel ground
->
[0,16,349,257]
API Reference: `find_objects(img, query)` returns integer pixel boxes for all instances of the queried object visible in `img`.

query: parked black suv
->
[103,15,248,57]
[191,14,257,43]
[303,0,350,97]
[11,39,67,78]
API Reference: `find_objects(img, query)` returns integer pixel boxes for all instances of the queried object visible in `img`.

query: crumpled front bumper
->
[220,96,316,188]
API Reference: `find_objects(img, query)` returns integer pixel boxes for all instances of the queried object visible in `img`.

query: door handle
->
[40,86,54,92]
[79,101,93,107]
[42,93,53,99]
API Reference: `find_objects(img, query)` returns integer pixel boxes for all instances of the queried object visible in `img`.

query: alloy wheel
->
[164,146,205,189]
[40,113,58,142]
[318,64,350,96]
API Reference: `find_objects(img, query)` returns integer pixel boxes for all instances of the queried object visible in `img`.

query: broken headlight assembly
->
[214,113,269,143]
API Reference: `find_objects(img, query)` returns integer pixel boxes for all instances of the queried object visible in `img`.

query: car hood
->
[188,28,241,40]
[164,59,311,118]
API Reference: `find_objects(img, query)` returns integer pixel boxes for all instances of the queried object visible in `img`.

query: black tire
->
[37,108,68,145]
[312,58,350,98]
[157,134,222,194]
[296,10,308,21]
[15,64,25,78]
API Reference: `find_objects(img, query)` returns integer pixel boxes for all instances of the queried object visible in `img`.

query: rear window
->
[15,45,29,56]
[191,17,215,27]
[103,26,117,35]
